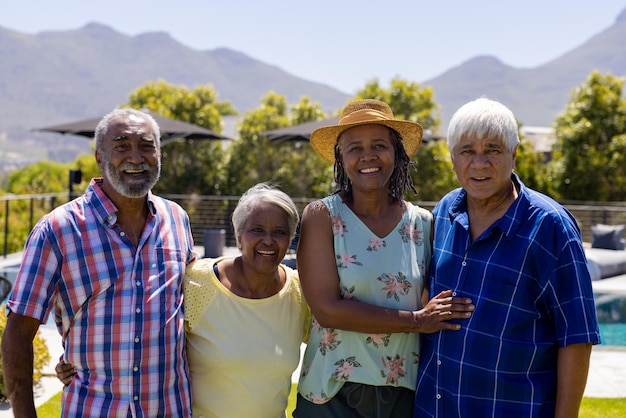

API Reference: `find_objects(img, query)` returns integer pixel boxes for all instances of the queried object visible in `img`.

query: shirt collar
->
[86,178,156,227]
[448,173,529,240]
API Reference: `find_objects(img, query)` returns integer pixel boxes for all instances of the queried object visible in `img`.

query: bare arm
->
[555,342,592,418]
[297,201,473,334]
[1,312,41,418]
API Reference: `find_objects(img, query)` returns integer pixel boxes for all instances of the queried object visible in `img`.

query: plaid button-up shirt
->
[7,178,195,417]
[414,174,601,418]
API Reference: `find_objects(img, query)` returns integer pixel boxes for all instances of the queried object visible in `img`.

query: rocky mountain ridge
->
[1,7,625,169]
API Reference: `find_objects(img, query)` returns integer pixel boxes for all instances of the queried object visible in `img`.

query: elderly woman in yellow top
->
[57,183,310,418]
[184,182,309,417]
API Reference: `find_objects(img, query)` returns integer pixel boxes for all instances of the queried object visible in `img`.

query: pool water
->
[598,323,626,346]
[595,293,626,346]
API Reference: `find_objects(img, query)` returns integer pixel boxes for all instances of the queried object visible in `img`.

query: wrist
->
[409,310,420,332]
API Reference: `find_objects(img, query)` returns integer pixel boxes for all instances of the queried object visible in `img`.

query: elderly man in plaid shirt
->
[2,108,195,417]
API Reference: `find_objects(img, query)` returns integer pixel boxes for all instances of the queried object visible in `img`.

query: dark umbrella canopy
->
[263,117,340,143]
[36,113,230,145]
[263,117,442,143]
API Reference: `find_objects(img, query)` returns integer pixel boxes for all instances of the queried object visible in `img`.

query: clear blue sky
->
[2,1,625,93]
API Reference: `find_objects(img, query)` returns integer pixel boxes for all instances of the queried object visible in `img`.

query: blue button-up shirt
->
[414,174,601,417]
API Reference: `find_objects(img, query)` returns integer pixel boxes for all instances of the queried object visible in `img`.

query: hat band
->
[339,108,392,125]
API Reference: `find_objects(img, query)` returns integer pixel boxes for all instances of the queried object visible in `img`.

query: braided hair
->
[333,127,417,202]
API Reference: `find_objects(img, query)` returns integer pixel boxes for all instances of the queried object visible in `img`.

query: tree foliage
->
[515,136,549,195]
[355,78,452,201]
[355,78,441,132]
[411,139,457,202]
[127,79,236,195]
[224,92,333,197]
[6,160,68,195]
[548,71,626,201]
[8,70,626,257]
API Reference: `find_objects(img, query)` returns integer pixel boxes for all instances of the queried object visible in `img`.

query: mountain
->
[1,8,626,168]
[0,23,351,169]
[427,8,626,128]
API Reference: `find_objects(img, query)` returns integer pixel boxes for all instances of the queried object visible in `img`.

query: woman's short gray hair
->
[94,108,161,152]
[232,183,300,248]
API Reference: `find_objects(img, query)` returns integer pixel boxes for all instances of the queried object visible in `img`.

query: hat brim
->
[310,120,423,163]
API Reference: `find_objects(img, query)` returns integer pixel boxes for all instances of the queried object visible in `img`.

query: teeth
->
[125,169,144,174]
[360,167,379,173]
[258,250,275,255]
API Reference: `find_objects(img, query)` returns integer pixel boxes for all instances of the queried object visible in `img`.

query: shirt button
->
[136,308,141,314]
[437,360,442,366]
[133,366,139,372]
[461,261,466,266]
[452,291,457,296]
[135,337,140,343]
[436,394,441,399]
[120,231,126,237]
[136,281,141,286]
[134,395,139,401]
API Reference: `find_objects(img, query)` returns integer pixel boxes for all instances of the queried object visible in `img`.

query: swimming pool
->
[595,292,626,346]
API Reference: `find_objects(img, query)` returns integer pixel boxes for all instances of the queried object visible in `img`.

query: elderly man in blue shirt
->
[414,97,601,418]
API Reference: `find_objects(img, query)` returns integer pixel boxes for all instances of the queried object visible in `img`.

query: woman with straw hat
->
[293,99,474,417]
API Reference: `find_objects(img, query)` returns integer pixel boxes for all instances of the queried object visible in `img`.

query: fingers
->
[55,362,77,386]
[431,290,474,310]
[417,290,475,333]
[55,362,74,373]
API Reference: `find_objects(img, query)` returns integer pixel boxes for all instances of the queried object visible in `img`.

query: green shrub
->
[0,306,51,403]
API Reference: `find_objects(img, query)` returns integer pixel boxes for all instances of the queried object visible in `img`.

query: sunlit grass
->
[36,389,625,417]
[579,397,626,417]
[36,386,298,417]
[36,391,61,416]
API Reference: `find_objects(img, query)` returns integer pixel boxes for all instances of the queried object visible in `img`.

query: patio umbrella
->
[263,117,340,143]
[263,117,442,143]
[35,112,230,145]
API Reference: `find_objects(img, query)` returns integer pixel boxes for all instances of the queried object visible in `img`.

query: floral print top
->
[297,194,432,404]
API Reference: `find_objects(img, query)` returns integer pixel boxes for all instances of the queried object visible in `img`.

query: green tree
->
[6,161,68,195]
[72,152,100,191]
[515,136,549,195]
[2,161,69,252]
[127,79,237,195]
[225,92,333,197]
[277,96,334,198]
[356,78,449,200]
[548,71,626,201]
[412,139,457,202]
[355,78,440,131]
[224,92,289,196]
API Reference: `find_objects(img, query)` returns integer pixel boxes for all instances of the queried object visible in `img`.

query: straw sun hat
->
[310,99,424,163]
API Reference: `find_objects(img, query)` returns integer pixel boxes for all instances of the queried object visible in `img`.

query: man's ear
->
[95,150,104,171]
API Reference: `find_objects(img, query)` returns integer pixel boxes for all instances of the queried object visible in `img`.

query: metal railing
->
[2,193,626,258]
[0,193,65,258]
